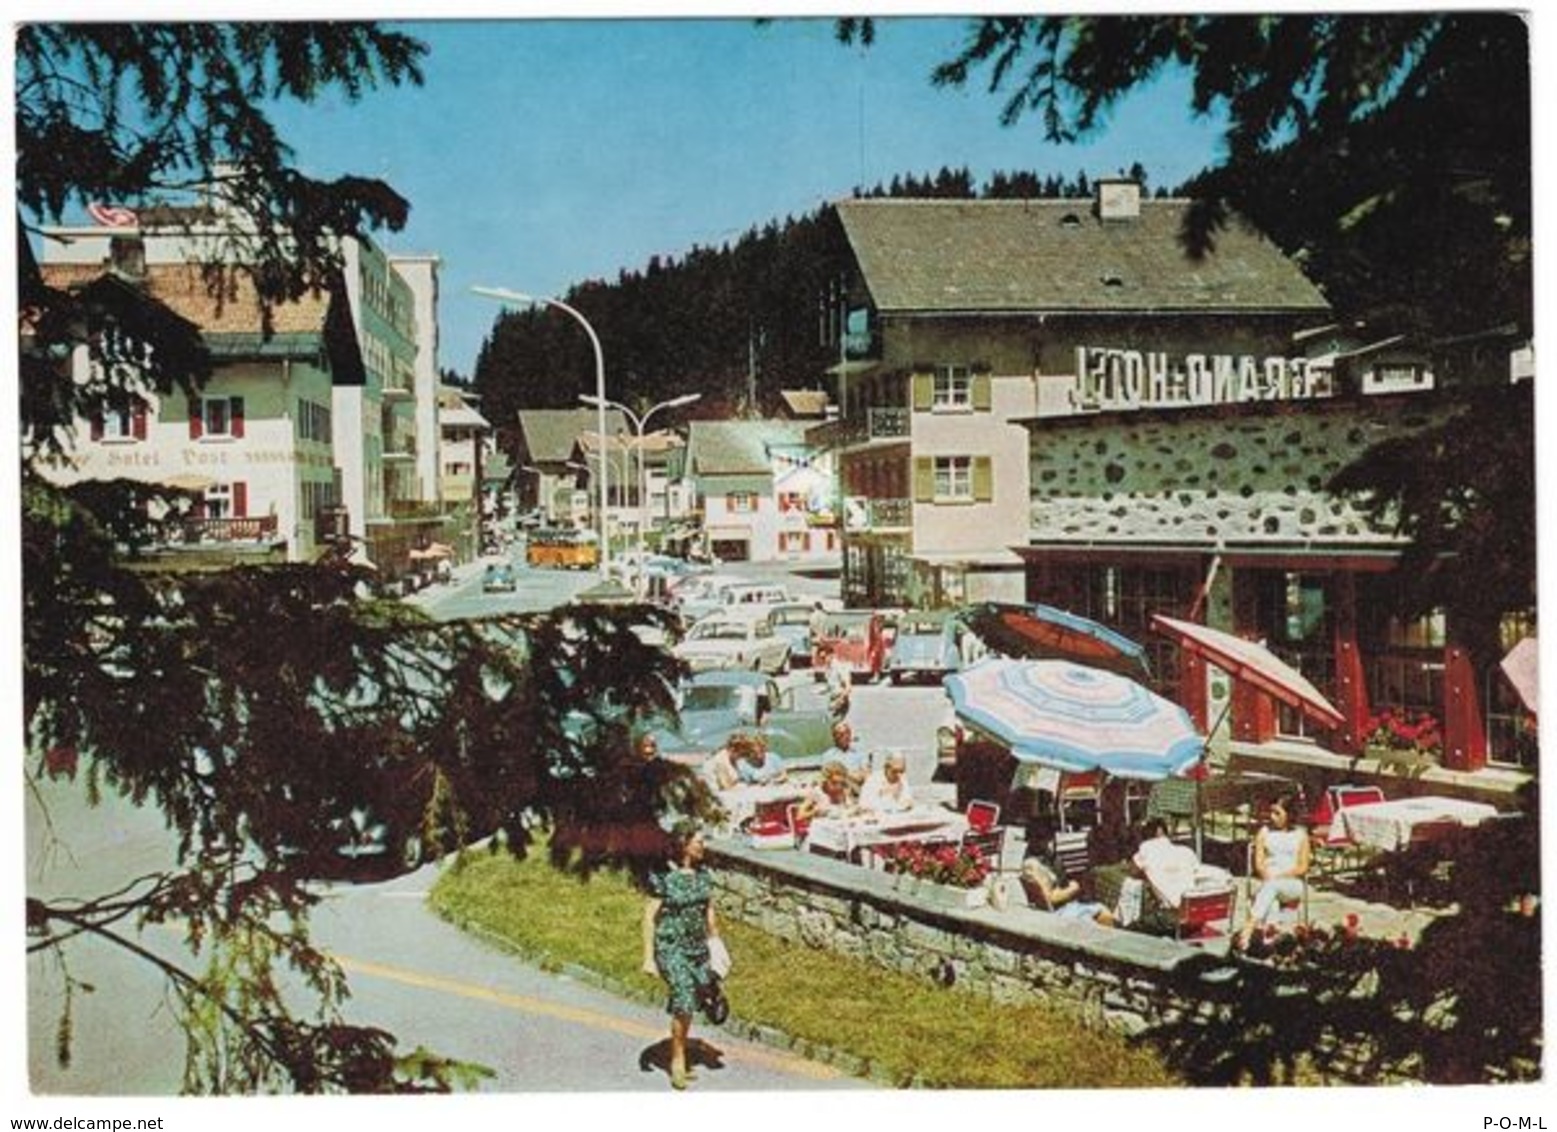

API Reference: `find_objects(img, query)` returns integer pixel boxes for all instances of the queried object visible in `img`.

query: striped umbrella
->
[945,658,1204,781]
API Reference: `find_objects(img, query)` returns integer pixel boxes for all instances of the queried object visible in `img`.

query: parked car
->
[768,601,821,668]
[482,563,518,593]
[885,609,962,684]
[650,670,834,769]
[811,609,888,682]
[669,573,746,623]
[715,582,793,617]
[673,612,791,675]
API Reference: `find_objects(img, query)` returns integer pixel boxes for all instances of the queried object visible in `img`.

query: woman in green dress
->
[641,828,721,1090]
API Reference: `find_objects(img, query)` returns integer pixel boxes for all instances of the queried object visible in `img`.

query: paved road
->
[25,552,924,1097]
[24,713,867,1097]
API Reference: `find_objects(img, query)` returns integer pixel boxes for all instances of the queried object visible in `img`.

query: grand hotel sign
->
[1071,346,1334,412]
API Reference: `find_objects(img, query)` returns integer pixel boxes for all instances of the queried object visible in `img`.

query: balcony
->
[846,497,913,532]
[179,515,280,543]
[807,406,910,451]
[869,497,914,530]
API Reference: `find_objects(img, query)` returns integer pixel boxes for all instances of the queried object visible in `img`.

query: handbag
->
[707,935,732,979]
[698,976,730,1025]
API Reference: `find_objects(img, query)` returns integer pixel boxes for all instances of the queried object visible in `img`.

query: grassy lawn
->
[428,847,1180,1089]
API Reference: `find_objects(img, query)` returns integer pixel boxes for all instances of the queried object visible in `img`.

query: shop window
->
[1250,571,1337,739]
[1357,582,1446,735]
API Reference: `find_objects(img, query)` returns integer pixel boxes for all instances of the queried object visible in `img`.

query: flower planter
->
[893,873,990,910]
[1364,745,1438,776]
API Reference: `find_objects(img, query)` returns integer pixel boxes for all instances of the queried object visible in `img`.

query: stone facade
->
[1028,393,1455,547]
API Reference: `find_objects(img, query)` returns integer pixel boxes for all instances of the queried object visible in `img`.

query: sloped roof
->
[516,407,627,463]
[40,262,333,336]
[835,198,1330,315]
[686,419,814,476]
[779,389,832,418]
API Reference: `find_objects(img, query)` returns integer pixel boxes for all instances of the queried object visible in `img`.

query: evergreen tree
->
[18,22,706,1093]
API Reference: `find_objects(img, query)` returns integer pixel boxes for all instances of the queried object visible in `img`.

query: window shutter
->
[972,373,993,412]
[911,372,934,412]
[189,399,203,440]
[913,456,934,502]
[973,456,994,502]
[132,405,147,440]
[90,414,104,442]
[233,481,248,518]
[230,397,245,438]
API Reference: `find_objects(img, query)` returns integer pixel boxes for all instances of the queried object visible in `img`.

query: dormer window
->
[1100,273,1125,288]
[1059,213,1083,229]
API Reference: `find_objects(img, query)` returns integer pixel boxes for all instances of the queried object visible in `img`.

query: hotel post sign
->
[1072,347,1334,412]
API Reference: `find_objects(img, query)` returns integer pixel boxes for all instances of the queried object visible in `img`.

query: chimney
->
[1095,178,1142,223]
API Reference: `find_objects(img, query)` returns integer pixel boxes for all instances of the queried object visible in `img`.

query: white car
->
[673,613,792,675]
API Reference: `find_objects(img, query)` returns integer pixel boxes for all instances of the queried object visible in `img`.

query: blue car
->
[885,609,962,685]
[649,670,835,770]
[482,563,518,593]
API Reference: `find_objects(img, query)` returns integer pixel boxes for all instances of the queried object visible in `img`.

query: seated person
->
[1131,818,1227,910]
[858,751,914,814]
[819,721,870,794]
[702,732,758,792]
[734,734,787,786]
[1240,793,1311,947]
[793,760,853,825]
[1019,856,1116,926]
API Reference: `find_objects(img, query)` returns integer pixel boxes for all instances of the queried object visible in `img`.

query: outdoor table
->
[1339,795,1499,853]
[717,782,809,830]
[805,806,970,862]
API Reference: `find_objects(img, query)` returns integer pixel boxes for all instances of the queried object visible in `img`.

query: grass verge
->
[428,847,1180,1089]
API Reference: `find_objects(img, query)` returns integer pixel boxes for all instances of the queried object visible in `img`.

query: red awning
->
[1501,636,1538,716]
[1151,614,1345,731]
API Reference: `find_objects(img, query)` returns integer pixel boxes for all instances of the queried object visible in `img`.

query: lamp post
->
[473,286,609,577]
[580,392,701,591]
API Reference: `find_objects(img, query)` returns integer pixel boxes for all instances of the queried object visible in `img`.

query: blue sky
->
[259,17,1230,377]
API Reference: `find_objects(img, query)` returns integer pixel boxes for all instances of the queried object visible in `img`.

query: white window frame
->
[933,364,973,410]
[100,407,137,441]
[933,456,974,501]
[204,483,234,519]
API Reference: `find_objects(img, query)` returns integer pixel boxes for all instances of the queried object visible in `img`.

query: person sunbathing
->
[1019,856,1116,926]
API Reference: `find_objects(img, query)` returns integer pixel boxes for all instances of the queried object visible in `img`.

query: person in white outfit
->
[1241,794,1311,946]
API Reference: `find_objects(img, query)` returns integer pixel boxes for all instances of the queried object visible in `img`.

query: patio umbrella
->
[944,658,1204,781]
[958,602,1152,682]
[1150,614,1345,731]
[1501,636,1539,716]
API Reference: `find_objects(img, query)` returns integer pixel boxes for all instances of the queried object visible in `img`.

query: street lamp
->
[473,285,610,577]
[580,392,701,590]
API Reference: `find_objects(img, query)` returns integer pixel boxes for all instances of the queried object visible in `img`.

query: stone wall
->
[707,840,1452,1084]
[1028,393,1457,545]
[708,840,1233,1037]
